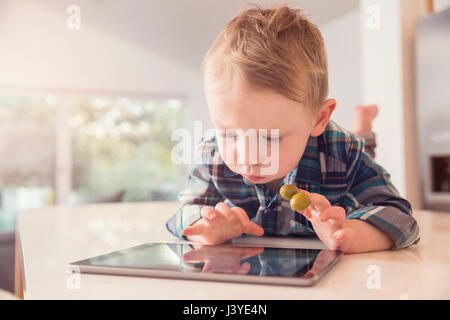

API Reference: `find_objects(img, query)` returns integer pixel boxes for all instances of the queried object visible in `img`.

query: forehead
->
[206,80,308,132]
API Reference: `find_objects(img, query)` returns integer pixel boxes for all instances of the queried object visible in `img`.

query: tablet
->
[68,242,342,286]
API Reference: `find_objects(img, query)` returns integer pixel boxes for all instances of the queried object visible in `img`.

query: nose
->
[235,135,261,166]
[242,165,261,176]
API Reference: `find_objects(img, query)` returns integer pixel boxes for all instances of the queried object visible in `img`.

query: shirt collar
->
[223,163,238,177]
[295,135,323,186]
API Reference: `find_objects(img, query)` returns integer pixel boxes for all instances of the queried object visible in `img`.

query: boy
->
[166,5,420,253]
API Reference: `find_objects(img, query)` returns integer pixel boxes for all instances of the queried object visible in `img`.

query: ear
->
[310,99,337,137]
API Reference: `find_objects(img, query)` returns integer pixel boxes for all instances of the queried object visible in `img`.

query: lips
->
[242,174,265,182]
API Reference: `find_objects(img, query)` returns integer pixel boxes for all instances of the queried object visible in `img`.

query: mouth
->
[242,174,265,182]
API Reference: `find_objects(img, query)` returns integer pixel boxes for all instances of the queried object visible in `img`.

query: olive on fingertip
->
[280,184,299,201]
[279,184,311,211]
[290,192,311,211]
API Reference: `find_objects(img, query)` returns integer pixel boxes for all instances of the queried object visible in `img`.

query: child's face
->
[206,80,319,184]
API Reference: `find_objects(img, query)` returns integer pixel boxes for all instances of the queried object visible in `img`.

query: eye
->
[224,132,237,140]
[218,130,237,139]
[269,137,281,143]
[261,136,282,143]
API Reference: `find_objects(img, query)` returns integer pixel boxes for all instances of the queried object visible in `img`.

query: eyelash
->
[220,133,282,142]
[264,136,282,143]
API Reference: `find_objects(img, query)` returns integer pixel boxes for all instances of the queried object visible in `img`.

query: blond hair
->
[202,4,328,113]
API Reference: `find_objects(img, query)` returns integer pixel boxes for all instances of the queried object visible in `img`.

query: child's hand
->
[295,190,355,252]
[182,202,264,245]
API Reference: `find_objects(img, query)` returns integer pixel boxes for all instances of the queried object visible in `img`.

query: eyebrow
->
[212,119,288,136]
[215,126,287,137]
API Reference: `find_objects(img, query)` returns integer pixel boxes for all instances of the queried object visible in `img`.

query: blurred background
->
[0,0,449,295]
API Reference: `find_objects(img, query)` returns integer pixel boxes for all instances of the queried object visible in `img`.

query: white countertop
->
[16,201,450,299]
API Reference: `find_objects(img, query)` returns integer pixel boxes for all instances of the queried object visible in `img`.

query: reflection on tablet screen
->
[81,243,341,279]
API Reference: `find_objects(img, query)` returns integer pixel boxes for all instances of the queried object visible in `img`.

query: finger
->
[234,262,251,274]
[239,247,264,259]
[318,206,346,224]
[219,205,244,227]
[302,270,315,279]
[214,202,233,218]
[244,221,264,236]
[332,227,355,252]
[202,261,214,273]
[230,206,250,226]
[182,222,205,236]
[182,250,206,261]
[215,201,231,213]
[333,227,354,241]
[294,189,331,220]
[295,189,330,214]
[222,209,240,225]
[201,206,215,222]
[304,191,331,213]
[297,207,312,220]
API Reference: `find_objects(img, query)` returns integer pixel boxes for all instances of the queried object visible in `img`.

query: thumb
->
[332,227,355,252]
[182,222,205,236]
[244,222,264,237]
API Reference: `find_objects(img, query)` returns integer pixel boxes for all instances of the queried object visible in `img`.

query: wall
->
[359,0,406,196]
[320,9,362,131]
[434,0,450,11]
[321,0,427,201]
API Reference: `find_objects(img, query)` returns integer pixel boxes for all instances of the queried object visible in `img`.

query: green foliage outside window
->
[71,96,183,202]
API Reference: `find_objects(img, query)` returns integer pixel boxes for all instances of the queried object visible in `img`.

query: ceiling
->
[35,0,359,71]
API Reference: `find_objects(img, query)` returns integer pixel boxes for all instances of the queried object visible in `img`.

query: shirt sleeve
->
[166,163,224,239]
[339,140,420,249]
[358,131,377,159]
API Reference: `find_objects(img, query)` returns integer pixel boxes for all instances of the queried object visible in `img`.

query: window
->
[71,96,182,203]
[0,93,183,232]
[0,95,56,231]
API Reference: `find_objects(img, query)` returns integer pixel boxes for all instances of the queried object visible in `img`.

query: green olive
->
[290,192,311,211]
[280,184,299,201]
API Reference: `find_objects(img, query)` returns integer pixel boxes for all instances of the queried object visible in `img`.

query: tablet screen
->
[71,242,342,286]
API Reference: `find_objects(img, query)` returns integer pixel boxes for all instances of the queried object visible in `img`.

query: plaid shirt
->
[166,120,420,249]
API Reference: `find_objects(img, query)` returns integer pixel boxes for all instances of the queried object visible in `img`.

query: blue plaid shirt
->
[166,120,420,249]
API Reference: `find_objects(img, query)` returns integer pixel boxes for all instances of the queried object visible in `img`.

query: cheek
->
[216,136,236,165]
[273,144,301,173]
[255,141,300,177]
[276,136,309,172]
